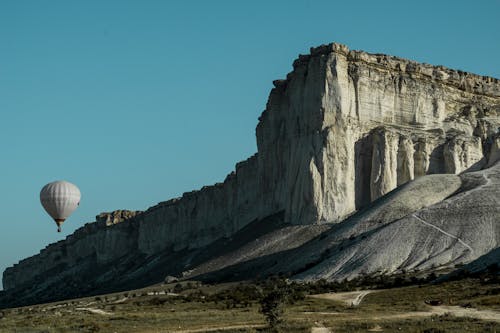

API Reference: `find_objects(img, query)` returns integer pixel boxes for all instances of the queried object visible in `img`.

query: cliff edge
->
[2,43,499,307]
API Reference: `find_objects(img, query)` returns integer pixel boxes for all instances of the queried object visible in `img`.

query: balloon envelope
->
[40,180,81,231]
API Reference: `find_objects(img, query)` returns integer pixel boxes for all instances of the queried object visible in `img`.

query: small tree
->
[259,278,289,331]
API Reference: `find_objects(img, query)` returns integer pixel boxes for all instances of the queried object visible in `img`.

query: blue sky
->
[0,0,499,288]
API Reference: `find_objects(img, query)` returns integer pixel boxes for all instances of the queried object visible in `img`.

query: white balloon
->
[40,180,81,232]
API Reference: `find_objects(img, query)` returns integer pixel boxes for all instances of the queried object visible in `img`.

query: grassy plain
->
[0,278,499,332]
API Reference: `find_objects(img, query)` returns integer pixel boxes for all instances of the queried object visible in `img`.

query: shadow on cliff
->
[188,213,404,284]
[184,177,444,283]
[0,212,289,308]
[186,167,495,283]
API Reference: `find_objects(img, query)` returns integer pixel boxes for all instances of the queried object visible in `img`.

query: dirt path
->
[309,290,500,323]
[74,307,112,315]
[430,305,500,322]
[311,327,332,333]
[112,297,129,304]
[172,305,500,333]
[364,305,500,323]
[310,290,375,306]
[172,323,265,333]
[412,214,474,253]
[352,291,372,306]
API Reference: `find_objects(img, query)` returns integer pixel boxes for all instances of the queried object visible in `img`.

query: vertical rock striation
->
[257,43,498,224]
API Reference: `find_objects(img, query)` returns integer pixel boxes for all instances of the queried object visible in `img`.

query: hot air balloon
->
[40,181,81,232]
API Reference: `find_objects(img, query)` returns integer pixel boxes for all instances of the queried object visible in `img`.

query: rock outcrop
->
[96,210,142,226]
[2,43,499,307]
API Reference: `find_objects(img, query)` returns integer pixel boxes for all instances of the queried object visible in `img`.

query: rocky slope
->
[2,43,499,307]
[182,161,499,283]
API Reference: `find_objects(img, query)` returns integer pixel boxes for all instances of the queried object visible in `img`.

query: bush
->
[259,285,287,330]
[145,297,168,306]
[257,277,302,331]
[206,283,259,308]
[173,283,184,293]
[184,290,208,303]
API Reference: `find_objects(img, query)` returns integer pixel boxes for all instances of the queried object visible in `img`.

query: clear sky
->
[0,0,499,288]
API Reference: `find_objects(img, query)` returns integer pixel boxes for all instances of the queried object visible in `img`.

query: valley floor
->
[0,278,499,332]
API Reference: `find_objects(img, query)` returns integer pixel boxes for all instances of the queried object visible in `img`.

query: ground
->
[0,278,499,332]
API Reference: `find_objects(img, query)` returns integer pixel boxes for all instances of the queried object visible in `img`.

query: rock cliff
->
[2,43,499,307]
[257,43,498,224]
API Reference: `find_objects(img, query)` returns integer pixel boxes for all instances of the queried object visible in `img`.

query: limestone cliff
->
[2,43,499,305]
[257,43,498,224]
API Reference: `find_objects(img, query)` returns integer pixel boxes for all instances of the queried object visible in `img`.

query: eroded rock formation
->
[257,43,498,224]
[96,210,141,226]
[2,43,499,305]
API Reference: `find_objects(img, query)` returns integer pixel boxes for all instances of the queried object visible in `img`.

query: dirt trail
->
[173,304,500,333]
[111,297,129,304]
[311,327,332,333]
[74,307,112,315]
[412,214,474,253]
[365,305,500,322]
[309,290,500,322]
[430,305,500,322]
[310,290,374,306]
[172,323,264,333]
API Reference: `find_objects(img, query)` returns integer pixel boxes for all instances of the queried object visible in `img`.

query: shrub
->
[173,283,184,293]
[259,288,286,331]
[146,297,168,306]
[258,277,294,331]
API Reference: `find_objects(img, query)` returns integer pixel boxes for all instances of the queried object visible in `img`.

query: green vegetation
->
[0,276,498,332]
[258,278,291,331]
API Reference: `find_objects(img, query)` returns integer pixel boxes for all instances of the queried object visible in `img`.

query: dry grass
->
[0,278,499,333]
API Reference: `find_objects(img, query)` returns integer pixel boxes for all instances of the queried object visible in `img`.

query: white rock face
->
[486,133,500,167]
[3,43,499,294]
[258,43,499,224]
[370,128,399,201]
[444,136,484,173]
